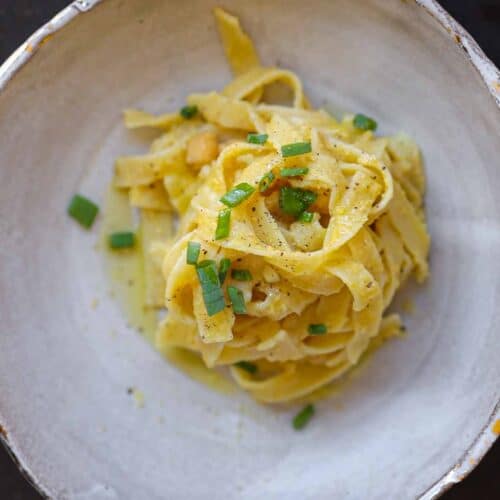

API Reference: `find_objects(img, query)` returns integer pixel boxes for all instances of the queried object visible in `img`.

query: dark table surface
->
[0,1,499,498]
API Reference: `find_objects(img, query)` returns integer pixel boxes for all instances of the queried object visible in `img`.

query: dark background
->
[0,1,498,498]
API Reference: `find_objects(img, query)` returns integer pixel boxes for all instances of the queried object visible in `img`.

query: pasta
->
[113,8,430,403]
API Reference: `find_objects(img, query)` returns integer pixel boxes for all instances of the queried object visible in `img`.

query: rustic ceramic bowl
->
[0,0,499,498]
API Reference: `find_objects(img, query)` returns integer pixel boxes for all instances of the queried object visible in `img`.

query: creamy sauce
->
[159,345,235,395]
[402,298,415,315]
[101,185,235,395]
[100,185,157,341]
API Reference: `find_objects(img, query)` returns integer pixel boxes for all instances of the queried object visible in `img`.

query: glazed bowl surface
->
[0,1,499,498]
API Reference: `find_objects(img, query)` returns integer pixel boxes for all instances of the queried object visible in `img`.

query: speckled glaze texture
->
[0,1,499,499]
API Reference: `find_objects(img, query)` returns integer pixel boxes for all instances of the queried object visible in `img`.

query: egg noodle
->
[114,8,430,403]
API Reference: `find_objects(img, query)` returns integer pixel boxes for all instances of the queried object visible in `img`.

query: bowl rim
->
[0,1,498,498]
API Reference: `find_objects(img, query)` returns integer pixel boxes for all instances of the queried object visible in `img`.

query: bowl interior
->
[0,0,499,498]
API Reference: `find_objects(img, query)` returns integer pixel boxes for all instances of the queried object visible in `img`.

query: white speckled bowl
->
[0,1,499,498]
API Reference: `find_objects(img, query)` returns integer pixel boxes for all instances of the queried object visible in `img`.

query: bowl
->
[1,0,499,498]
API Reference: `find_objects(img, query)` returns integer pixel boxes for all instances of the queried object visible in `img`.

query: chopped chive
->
[353,113,377,131]
[279,186,305,217]
[218,258,231,284]
[231,269,252,281]
[280,167,309,177]
[234,360,257,374]
[180,105,198,119]
[259,171,276,193]
[293,404,315,430]
[300,190,317,206]
[215,208,231,240]
[228,286,247,314]
[279,186,317,217]
[220,183,256,208]
[196,260,225,316]
[299,211,314,223]
[247,133,268,145]
[109,231,135,249]
[197,259,216,268]
[281,141,312,157]
[308,323,327,335]
[67,194,99,229]
[186,241,201,265]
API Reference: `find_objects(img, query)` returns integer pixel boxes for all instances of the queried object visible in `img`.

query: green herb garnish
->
[228,286,246,314]
[279,186,317,217]
[220,183,256,207]
[186,241,201,265]
[109,231,135,249]
[218,258,231,284]
[353,113,377,131]
[197,259,216,268]
[281,141,312,158]
[247,133,268,145]
[281,167,309,177]
[196,260,225,316]
[231,269,252,281]
[67,194,99,229]
[234,361,257,374]
[259,171,276,192]
[215,208,231,240]
[308,323,327,335]
[180,105,198,119]
[293,404,315,430]
[299,211,314,223]
[300,190,317,206]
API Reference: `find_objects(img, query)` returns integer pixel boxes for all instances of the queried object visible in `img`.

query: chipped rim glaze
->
[0,0,498,498]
